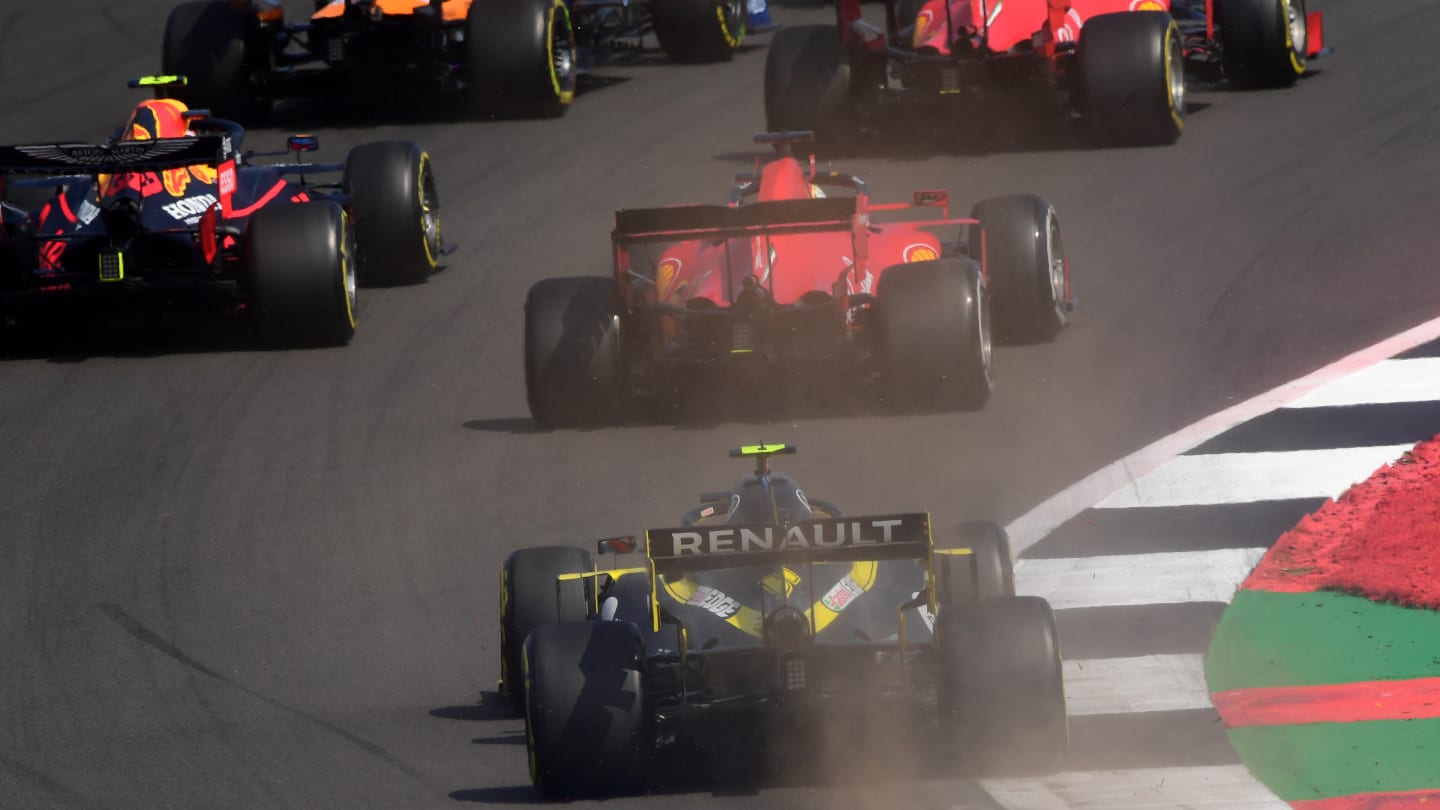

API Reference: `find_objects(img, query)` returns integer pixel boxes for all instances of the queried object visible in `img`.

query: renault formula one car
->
[498,443,1068,797]
[0,77,446,345]
[161,0,746,121]
[524,131,1073,427]
[765,0,1325,147]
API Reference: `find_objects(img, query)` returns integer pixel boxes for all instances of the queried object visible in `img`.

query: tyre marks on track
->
[980,317,1440,809]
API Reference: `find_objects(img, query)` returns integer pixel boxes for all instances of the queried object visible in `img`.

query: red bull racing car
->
[524,131,1073,427]
[161,0,745,122]
[765,0,1325,147]
[0,77,447,345]
[499,443,1068,796]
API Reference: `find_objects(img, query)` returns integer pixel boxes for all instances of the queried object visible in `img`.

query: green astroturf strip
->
[1227,718,1440,801]
[1207,590,1440,693]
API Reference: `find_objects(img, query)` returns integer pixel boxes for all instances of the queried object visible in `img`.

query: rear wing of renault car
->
[644,512,933,631]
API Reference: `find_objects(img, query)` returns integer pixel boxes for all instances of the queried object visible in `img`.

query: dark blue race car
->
[0,77,447,346]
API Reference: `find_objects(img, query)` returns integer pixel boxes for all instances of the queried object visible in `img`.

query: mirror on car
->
[287,134,320,153]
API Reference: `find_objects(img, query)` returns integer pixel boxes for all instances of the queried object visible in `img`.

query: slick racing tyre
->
[764,25,852,142]
[499,546,594,713]
[876,259,992,412]
[343,141,441,286]
[465,0,577,118]
[162,1,267,122]
[524,276,626,428]
[937,596,1068,775]
[969,194,1070,343]
[245,201,356,347]
[1077,11,1184,147]
[652,0,746,64]
[934,521,1016,605]
[525,622,646,798]
[1219,0,1308,88]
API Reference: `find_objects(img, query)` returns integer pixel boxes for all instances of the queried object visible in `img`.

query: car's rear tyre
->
[936,596,1068,775]
[876,259,992,412]
[162,1,267,122]
[465,0,577,118]
[1078,11,1184,147]
[525,621,647,798]
[764,25,852,144]
[652,0,745,64]
[934,520,1016,605]
[1219,0,1307,88]
[969,194,1070,343]
[500,546,593,712]
[524,276,626,428]
[343,141,440,286]
[245,201,356,346]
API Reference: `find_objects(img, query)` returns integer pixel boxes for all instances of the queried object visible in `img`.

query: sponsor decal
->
[76,199,99,226]
[1056,8,1083,42]
[987,0,1004,27]
[15,140,193,167]
[652,515,923,558]
[161,193,218,225]
[913,9,935,47]
[1129,0,1166,9]
[686,585,741,619]
[656,257,682,301]
[217,160,236,214]
[903,243,939,263]
[821,575,865,612]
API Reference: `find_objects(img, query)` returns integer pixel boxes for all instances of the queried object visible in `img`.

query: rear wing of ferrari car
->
[0,136,230,177]
[643,513,932,630]
[612,197,859,244]
[611,197,865,302]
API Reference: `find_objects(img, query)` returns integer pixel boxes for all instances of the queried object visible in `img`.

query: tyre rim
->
[1045,210,1066,309]
[1167,28,1185,116]
[1286,0,1307,58]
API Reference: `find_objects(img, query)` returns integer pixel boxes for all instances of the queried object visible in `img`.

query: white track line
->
[1285,357,1440,408]
[1063,654,1212,716]
[981,765,1292,810]
[1005,314,1440,555]
[1093,444,1414,509]
[1015,548,1267,609]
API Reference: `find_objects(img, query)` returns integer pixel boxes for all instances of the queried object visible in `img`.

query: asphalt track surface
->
[2,0,1440,807]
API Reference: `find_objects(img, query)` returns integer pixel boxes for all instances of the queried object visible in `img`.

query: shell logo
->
[913,9,934,47]
[1129,0,1166,9]
[903,243,939,263]
[656,257,683,301]
[1057,8,1083,42]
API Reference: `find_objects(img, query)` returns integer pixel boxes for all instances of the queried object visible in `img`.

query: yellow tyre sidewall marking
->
[417,152,438,269]
[1281,0,1305,76]
[717,1,744,48]
[340,210,357,329]
[547,0,576,105]
[1164,21,1184,131]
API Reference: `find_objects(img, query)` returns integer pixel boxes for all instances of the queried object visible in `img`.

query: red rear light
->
[199,204,218,265]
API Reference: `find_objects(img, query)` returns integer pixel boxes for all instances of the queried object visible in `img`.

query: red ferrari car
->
[765,0,1325,147]
[523,131,1074,427]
